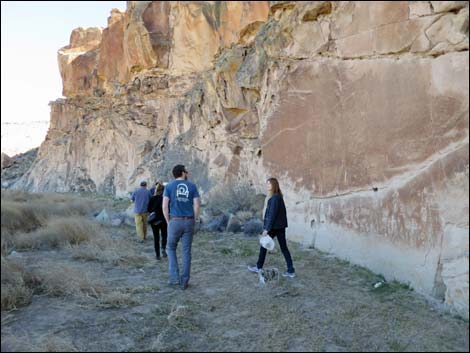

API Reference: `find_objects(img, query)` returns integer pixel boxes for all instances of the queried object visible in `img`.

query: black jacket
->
[148,194,166,223]
[263,194,288,231]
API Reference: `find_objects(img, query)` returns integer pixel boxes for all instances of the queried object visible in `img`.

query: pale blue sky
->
[1,1,126,123]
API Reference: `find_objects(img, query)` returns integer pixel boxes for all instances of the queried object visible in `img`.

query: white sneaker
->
[248,266,260,273]
[282,271,296,278]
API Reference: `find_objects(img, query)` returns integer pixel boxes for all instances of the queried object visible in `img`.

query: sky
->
[1,1,126,124]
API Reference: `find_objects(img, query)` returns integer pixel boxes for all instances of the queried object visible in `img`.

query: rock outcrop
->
[14,1,469,318]
[2,148,38,188]
[1,153,14,170]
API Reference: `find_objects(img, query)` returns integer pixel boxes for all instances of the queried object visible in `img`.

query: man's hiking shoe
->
[181,282,189,291]
[282,271,296,278]
[248,266,261,273]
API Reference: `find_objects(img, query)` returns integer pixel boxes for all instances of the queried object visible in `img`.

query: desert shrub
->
[1,256,33,310]
[204,182,262,216]
[1,201,46,234]
[11,218,98,250]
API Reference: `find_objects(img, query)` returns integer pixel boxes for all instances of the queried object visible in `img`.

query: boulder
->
[203,213,229,232]
[226,214,242,233]
[95,208,112,223]
[243,219,263,236]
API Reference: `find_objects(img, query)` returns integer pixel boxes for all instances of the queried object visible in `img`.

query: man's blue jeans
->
[167,219,195,285]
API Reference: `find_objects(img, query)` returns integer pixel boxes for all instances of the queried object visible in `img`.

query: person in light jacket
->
[248,178,295,278]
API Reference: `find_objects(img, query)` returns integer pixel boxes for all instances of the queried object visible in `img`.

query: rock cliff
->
[14,1,469,318]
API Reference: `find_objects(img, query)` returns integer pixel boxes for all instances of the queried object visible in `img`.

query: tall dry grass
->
[1,190,101,310]
[1,256,107,311]
[31,263,105,299]
[1,190,99,253]
[11,218,98,250]
[1,256,33,311]
[1,190,97,235]
[2,254,142,311]
[1,190,147,312]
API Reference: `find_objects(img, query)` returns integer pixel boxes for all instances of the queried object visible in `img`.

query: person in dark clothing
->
[248,178,295,278]
[149,181,158,197]
[148,182,168,260]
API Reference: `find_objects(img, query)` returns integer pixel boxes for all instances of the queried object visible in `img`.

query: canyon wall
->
[15,1,469,318]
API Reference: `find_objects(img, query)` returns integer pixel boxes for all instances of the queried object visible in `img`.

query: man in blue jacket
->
[131,181,152,242]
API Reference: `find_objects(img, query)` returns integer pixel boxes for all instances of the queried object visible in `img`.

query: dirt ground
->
[1,222,469,352]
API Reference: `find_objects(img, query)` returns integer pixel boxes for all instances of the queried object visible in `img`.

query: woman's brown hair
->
[267,178,283,197]
[154,182,164,196]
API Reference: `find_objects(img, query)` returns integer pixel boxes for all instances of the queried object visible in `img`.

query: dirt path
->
[1,225,469,352]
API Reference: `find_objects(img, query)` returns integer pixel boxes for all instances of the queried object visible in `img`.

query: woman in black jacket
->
[148,182,168,260]
[248,178,295,277]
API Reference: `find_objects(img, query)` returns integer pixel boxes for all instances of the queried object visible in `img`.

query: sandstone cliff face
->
[15,1,469,318]
[58,1,270,96]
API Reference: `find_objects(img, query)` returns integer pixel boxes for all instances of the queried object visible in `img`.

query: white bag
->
[260,235,275,251]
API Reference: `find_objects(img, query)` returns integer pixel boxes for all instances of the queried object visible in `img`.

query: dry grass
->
[149,303,202,351]
[1,191,148,311]
[35,336,79,352]
[29,262,105,299]
[1,201,46,234]
[1,257,33,311]
[1,334,79,352]
[1,191,468,352]
[71,228,147,267]
[1,231,469,352]
[2,256,105,311]
[218,237,256,258]
[2,257,141,311]
[10,218,98,250]
[2,189,97,210]
[1,190,97,235]
[96,291,139,309]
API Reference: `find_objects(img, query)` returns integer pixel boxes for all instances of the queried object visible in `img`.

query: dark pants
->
[150,221,167,257]
[257,228,295,273]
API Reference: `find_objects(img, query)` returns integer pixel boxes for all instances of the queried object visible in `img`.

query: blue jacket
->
[263,194,288,231]
[131,187,152,214]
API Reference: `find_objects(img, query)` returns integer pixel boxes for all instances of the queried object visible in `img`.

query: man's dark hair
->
[172,165,186,178]
[140,181,147,187]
